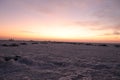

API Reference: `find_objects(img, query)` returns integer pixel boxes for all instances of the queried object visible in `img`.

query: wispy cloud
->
[1,0,120,42]
[113,31,120,35]
[102,30,120,36]
[92,0,120,23]
[74,20,102,27]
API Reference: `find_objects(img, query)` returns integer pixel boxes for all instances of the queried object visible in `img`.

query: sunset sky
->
[0,0,120,43]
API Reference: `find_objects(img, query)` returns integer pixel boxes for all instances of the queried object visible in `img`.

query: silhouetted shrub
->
[40,42,49,44]
[85,43,93,46]
[71,42,78,45]
[77,43,83,45]
[114,45,120,48]
[13,55,21,61]
[9,43,19,47]
[1,43,19,47]
[20,43,27,45]
[68,42,84,45]
[4,56,12,61]
[1,44,9,47]
[98,44,108,47]
[32,42,38,44]
[3,55,21,61]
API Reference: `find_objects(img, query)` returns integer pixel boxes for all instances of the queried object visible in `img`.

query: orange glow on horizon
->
[0,0,120,43]
[0,22,120,43]
[0,28,120,43]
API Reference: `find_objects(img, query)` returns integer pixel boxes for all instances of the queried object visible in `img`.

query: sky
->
[0,0,120,43]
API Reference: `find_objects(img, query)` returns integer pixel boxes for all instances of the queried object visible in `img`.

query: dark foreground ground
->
[0,40,120,80]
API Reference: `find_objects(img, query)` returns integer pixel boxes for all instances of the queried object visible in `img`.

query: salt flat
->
[0,40,120,80]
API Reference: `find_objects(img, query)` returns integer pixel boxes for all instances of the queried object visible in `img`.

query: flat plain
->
[0,40,120,80]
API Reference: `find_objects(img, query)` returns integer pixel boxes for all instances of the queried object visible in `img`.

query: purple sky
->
[0,0,120,42]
